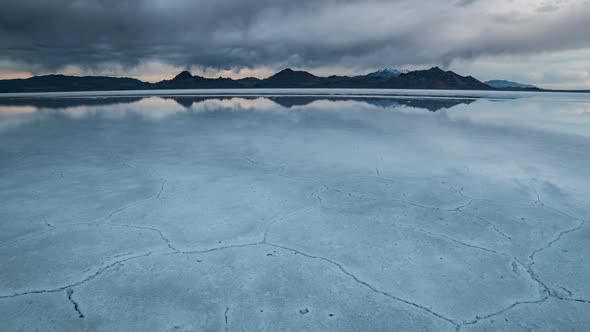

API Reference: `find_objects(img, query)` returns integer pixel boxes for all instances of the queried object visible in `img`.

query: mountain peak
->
[267,68,318,80]
[427,67,446,73]
[173,71,193,80]
[366,68,408,78]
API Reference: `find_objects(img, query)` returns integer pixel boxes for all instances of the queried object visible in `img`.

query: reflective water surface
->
[1,90,589,331]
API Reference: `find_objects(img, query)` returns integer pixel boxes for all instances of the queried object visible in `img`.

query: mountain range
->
[0,67,539,93]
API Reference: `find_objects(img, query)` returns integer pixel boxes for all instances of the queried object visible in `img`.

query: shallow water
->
[1,90,589,331]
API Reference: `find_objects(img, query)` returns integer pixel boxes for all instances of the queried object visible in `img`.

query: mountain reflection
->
[0,97,144,109]
[0,95,474,113]
[164,96,475,112]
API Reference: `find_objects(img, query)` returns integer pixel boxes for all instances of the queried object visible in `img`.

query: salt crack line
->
[0,252,152,299]
[455,209,512,240]
[180,242,265,255]
[325,186,510,240]
[264,242,460,328]
[458,296,549,330]
[529,220,586,262]
[224,307,231,332]
[66,288,84,318]
[413,227,504,256]
[102,221,179,252]
[263,206,317,242]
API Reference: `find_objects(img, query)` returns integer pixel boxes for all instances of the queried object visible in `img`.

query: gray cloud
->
[455,0,479,7]
[1,0,589,77]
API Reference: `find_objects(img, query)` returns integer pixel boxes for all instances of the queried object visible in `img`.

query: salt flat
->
[1,90,589,331]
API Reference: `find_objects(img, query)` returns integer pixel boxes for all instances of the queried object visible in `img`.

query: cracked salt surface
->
[1,90,590,331]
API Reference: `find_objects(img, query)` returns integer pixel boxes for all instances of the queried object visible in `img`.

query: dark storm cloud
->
[1,0,590,74]
[455,0,479,7]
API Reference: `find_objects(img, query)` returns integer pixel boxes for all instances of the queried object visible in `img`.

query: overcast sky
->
[1,0,590,89]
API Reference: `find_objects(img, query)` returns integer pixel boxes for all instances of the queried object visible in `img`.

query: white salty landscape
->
[1,90,589,331]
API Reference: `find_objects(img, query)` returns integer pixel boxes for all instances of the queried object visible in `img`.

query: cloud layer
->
[1,0,590,87]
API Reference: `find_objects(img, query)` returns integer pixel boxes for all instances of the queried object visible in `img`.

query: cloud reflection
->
[1,92,589,212]
[1,94,590,140]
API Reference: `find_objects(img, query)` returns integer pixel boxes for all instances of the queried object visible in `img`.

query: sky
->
[1,0,590,89]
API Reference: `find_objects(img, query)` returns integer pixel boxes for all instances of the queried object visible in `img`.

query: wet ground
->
[1,90,589,331]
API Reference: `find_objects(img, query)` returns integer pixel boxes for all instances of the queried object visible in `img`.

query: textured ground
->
[1,93,589,331]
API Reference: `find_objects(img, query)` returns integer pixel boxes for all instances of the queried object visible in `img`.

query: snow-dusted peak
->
[366,68,409,78]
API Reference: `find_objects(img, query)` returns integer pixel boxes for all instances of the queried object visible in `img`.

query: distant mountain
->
[259,68,321,88]
[173,71,194,80]
[0,75,147,93]
[365,68,408,78]
[0,67,495,93]
[382,67,492,90]
[266,68,319,82]
[485,80,538,90]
